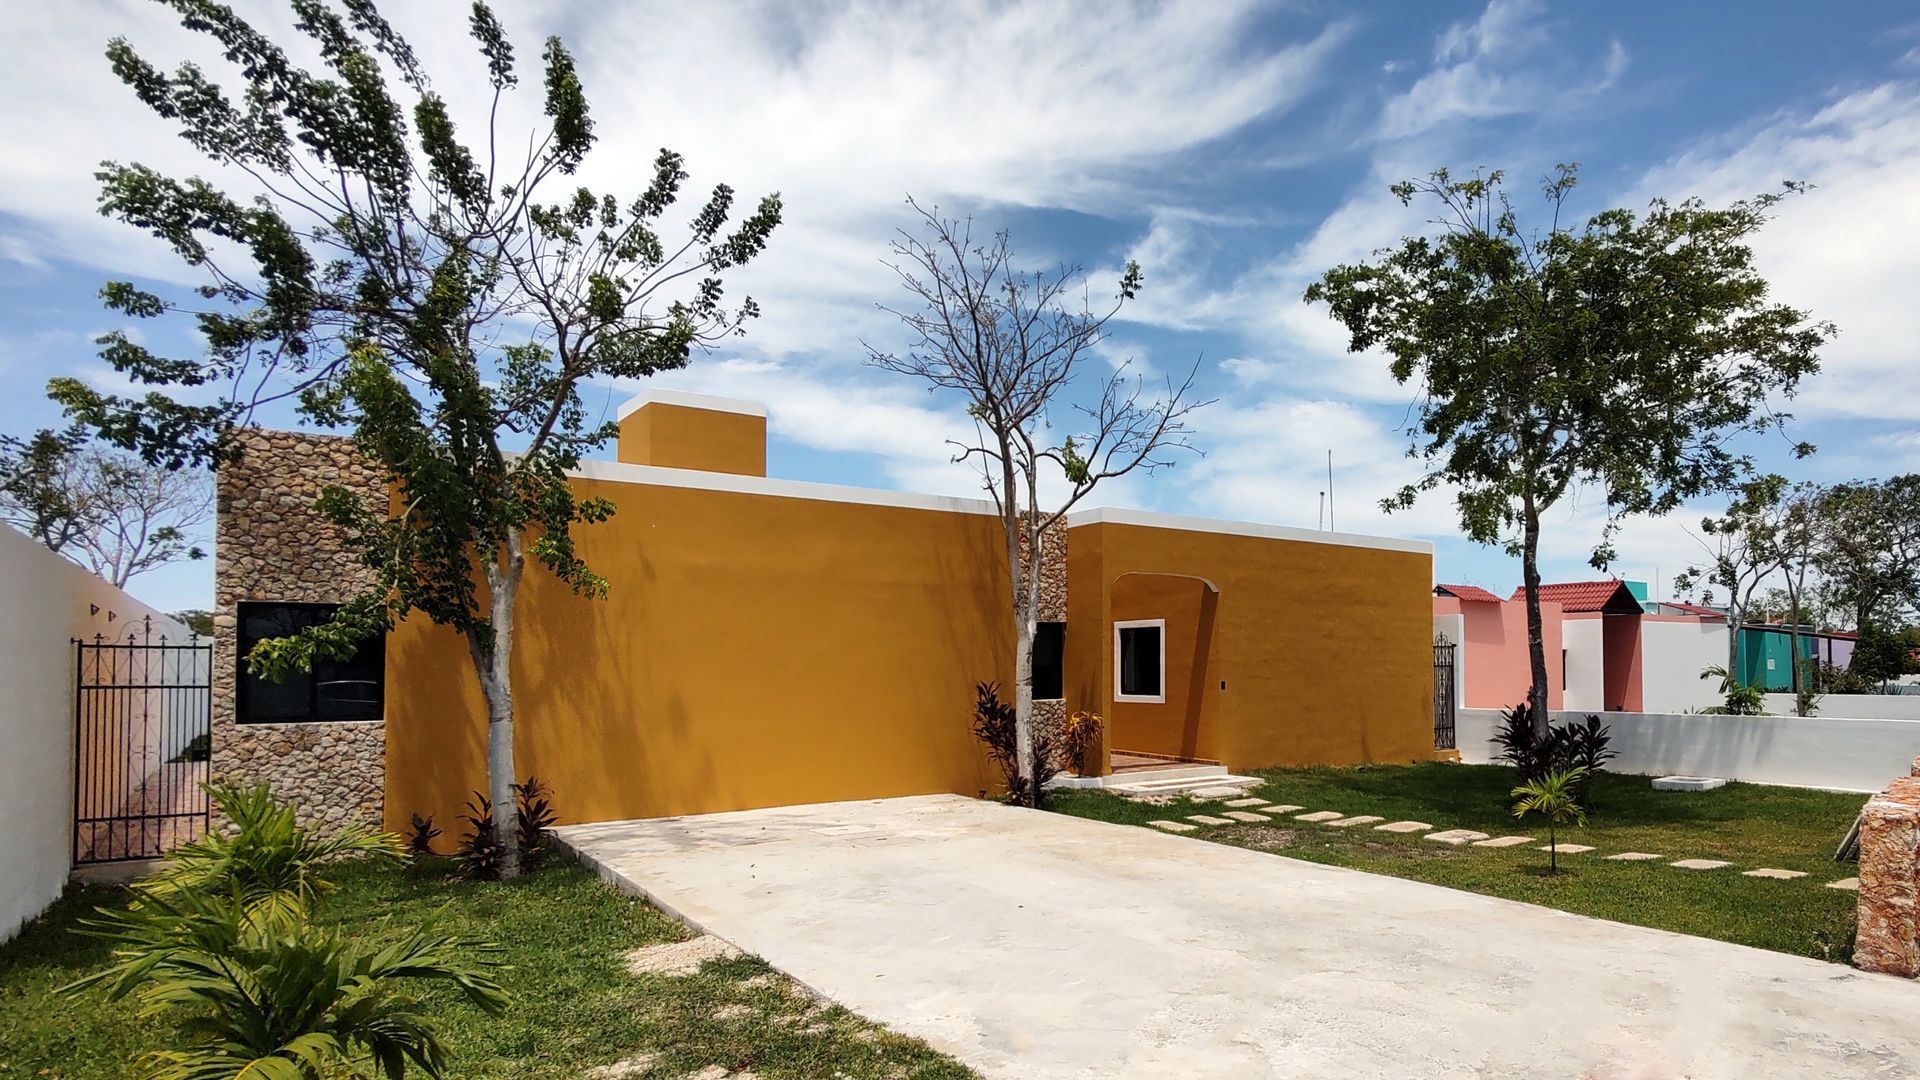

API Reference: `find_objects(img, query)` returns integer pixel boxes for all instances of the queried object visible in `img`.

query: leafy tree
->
[172,609,215,637]
[1677,474,1789,675]
[0,429,210,585]
[1511,765,1588,874]
[58,1,780,876]
[1307,166,1831,732]
[0,427,88,552]
[1817,476,1920,630]
[868,199,1203,799]
[1851,622,1907,687]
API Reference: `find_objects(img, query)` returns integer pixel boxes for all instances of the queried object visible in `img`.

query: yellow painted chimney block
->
[615,389,767,477]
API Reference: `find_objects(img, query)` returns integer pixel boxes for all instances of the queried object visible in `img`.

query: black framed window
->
[1116,621,1164,701]
[236,601,385,724]
[1031,622,1065,701]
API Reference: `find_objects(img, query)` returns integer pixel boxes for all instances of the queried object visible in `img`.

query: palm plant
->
[141,782,405,929]
[1699,664,1766,715]
[66,886,506,1080]
[1511,766,1589,874]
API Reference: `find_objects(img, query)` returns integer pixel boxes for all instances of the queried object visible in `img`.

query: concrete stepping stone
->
[1471,835,1535,848]
[1827,877,1860,891]
[1670,858,1731,870]
[1148,820,1198,833]
[1187,815,1236,826]
[1191,786,1250,799]
[1537,843,1595,854]
[1325,815,1386,828]
[1742,868,1807,880]
[1374,820,1433,834]
[1605,852,1664,861]
[1294,811,1346,822]
[1222,811,1270,823]
[1265,804,1305,814]
[1425,829,1490,845]
[1224,798,1270,808]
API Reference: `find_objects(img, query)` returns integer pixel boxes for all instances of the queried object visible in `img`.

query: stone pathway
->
[1133,793,1858,890]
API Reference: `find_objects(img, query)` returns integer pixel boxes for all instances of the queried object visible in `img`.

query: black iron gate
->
[73,615,212,864]
[1432,638,1457,751]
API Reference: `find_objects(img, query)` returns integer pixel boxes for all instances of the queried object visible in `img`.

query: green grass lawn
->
[0,858,975,1080]
[1051,762,1865,961]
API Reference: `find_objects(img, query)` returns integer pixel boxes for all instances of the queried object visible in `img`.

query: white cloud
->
[1630,82,1920,422]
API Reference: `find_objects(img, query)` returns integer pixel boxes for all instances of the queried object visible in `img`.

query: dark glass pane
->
[1120,625,1161,697]
[1031,622,1065,700]
[236,601,384,724]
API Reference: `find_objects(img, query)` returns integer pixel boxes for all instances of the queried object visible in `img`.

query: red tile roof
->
[1435,584,1504,603]
[1508,580,1641,613]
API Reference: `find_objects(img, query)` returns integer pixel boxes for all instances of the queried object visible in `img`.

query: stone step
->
[1106,773,1264,799]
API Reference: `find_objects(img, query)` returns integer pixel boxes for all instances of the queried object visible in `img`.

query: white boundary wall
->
[1458,706,1920,793]
[1762,694,1920,721]
[0,526,189,942]
[1640,619,1728,714]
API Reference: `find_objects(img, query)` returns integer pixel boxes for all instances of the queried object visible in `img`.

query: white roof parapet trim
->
[1065,506,1434,556]
[615,387,769,421]
[568,457,999,516]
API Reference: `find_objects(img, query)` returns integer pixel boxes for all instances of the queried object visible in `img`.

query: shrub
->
[971,681,1062,809]
[168,733,210,764]
[66,886,506,1080]
[1511,766,1589,874]
[1489,706,1614,807]
[455,778,563,877]
[143,782,404,929]
[406,813,442,858]
[456,794,506,880]
[1699,665,1765,714]
[1062,710,1104,776]
[512,776,559,866]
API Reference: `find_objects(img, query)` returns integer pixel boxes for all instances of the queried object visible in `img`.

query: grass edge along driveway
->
[1050,762,1864,962]
[0,859,977,1080]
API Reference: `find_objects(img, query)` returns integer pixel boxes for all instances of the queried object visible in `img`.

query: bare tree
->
[866,197,1206,802]
[0,432,209,586]
[1676,474,1791,687]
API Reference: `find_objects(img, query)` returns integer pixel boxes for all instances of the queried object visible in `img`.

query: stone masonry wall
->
[212,431,385,832]
[1018,520,1069,745]
[1855,761,1920,977]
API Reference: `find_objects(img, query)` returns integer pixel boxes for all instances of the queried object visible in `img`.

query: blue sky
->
[4,0,1919,613]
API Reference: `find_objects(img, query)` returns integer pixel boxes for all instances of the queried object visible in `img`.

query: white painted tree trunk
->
[470,525,525,879]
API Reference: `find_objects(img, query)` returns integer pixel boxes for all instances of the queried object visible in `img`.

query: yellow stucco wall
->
[616,402,767,476]
[383,472,1008,835]
[1067,520,1434,771]
[1107,574,1221,762]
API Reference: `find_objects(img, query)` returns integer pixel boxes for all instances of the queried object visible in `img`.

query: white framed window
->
[1114,619,1166,703]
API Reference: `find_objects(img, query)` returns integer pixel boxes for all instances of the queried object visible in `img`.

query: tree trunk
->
[998,458,1034,802]
[1521,504,1550,736]
[468,527,525,880]
[1549,821,1557,874]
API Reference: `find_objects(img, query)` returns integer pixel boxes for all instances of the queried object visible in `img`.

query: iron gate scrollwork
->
[1432,637,1457,751]
[73,615,212,864]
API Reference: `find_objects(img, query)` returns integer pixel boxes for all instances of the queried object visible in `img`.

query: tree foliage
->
[61,0,781,877]
[1306,165,1830,729]
[0,428,210,585]
[1817,475,1920,630]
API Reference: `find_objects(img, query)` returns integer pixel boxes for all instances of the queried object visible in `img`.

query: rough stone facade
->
[1856,761,1920,977]
[1018,520,1070,746]
[212,431,385,832]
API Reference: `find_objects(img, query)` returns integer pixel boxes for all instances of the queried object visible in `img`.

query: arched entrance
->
[1106,571,1221,769]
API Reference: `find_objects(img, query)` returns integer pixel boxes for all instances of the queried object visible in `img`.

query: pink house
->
[1432,584,1564,711]
[1434,579,1729,715]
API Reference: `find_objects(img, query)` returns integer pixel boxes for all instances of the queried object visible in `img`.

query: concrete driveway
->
[556,795,1920,1079]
